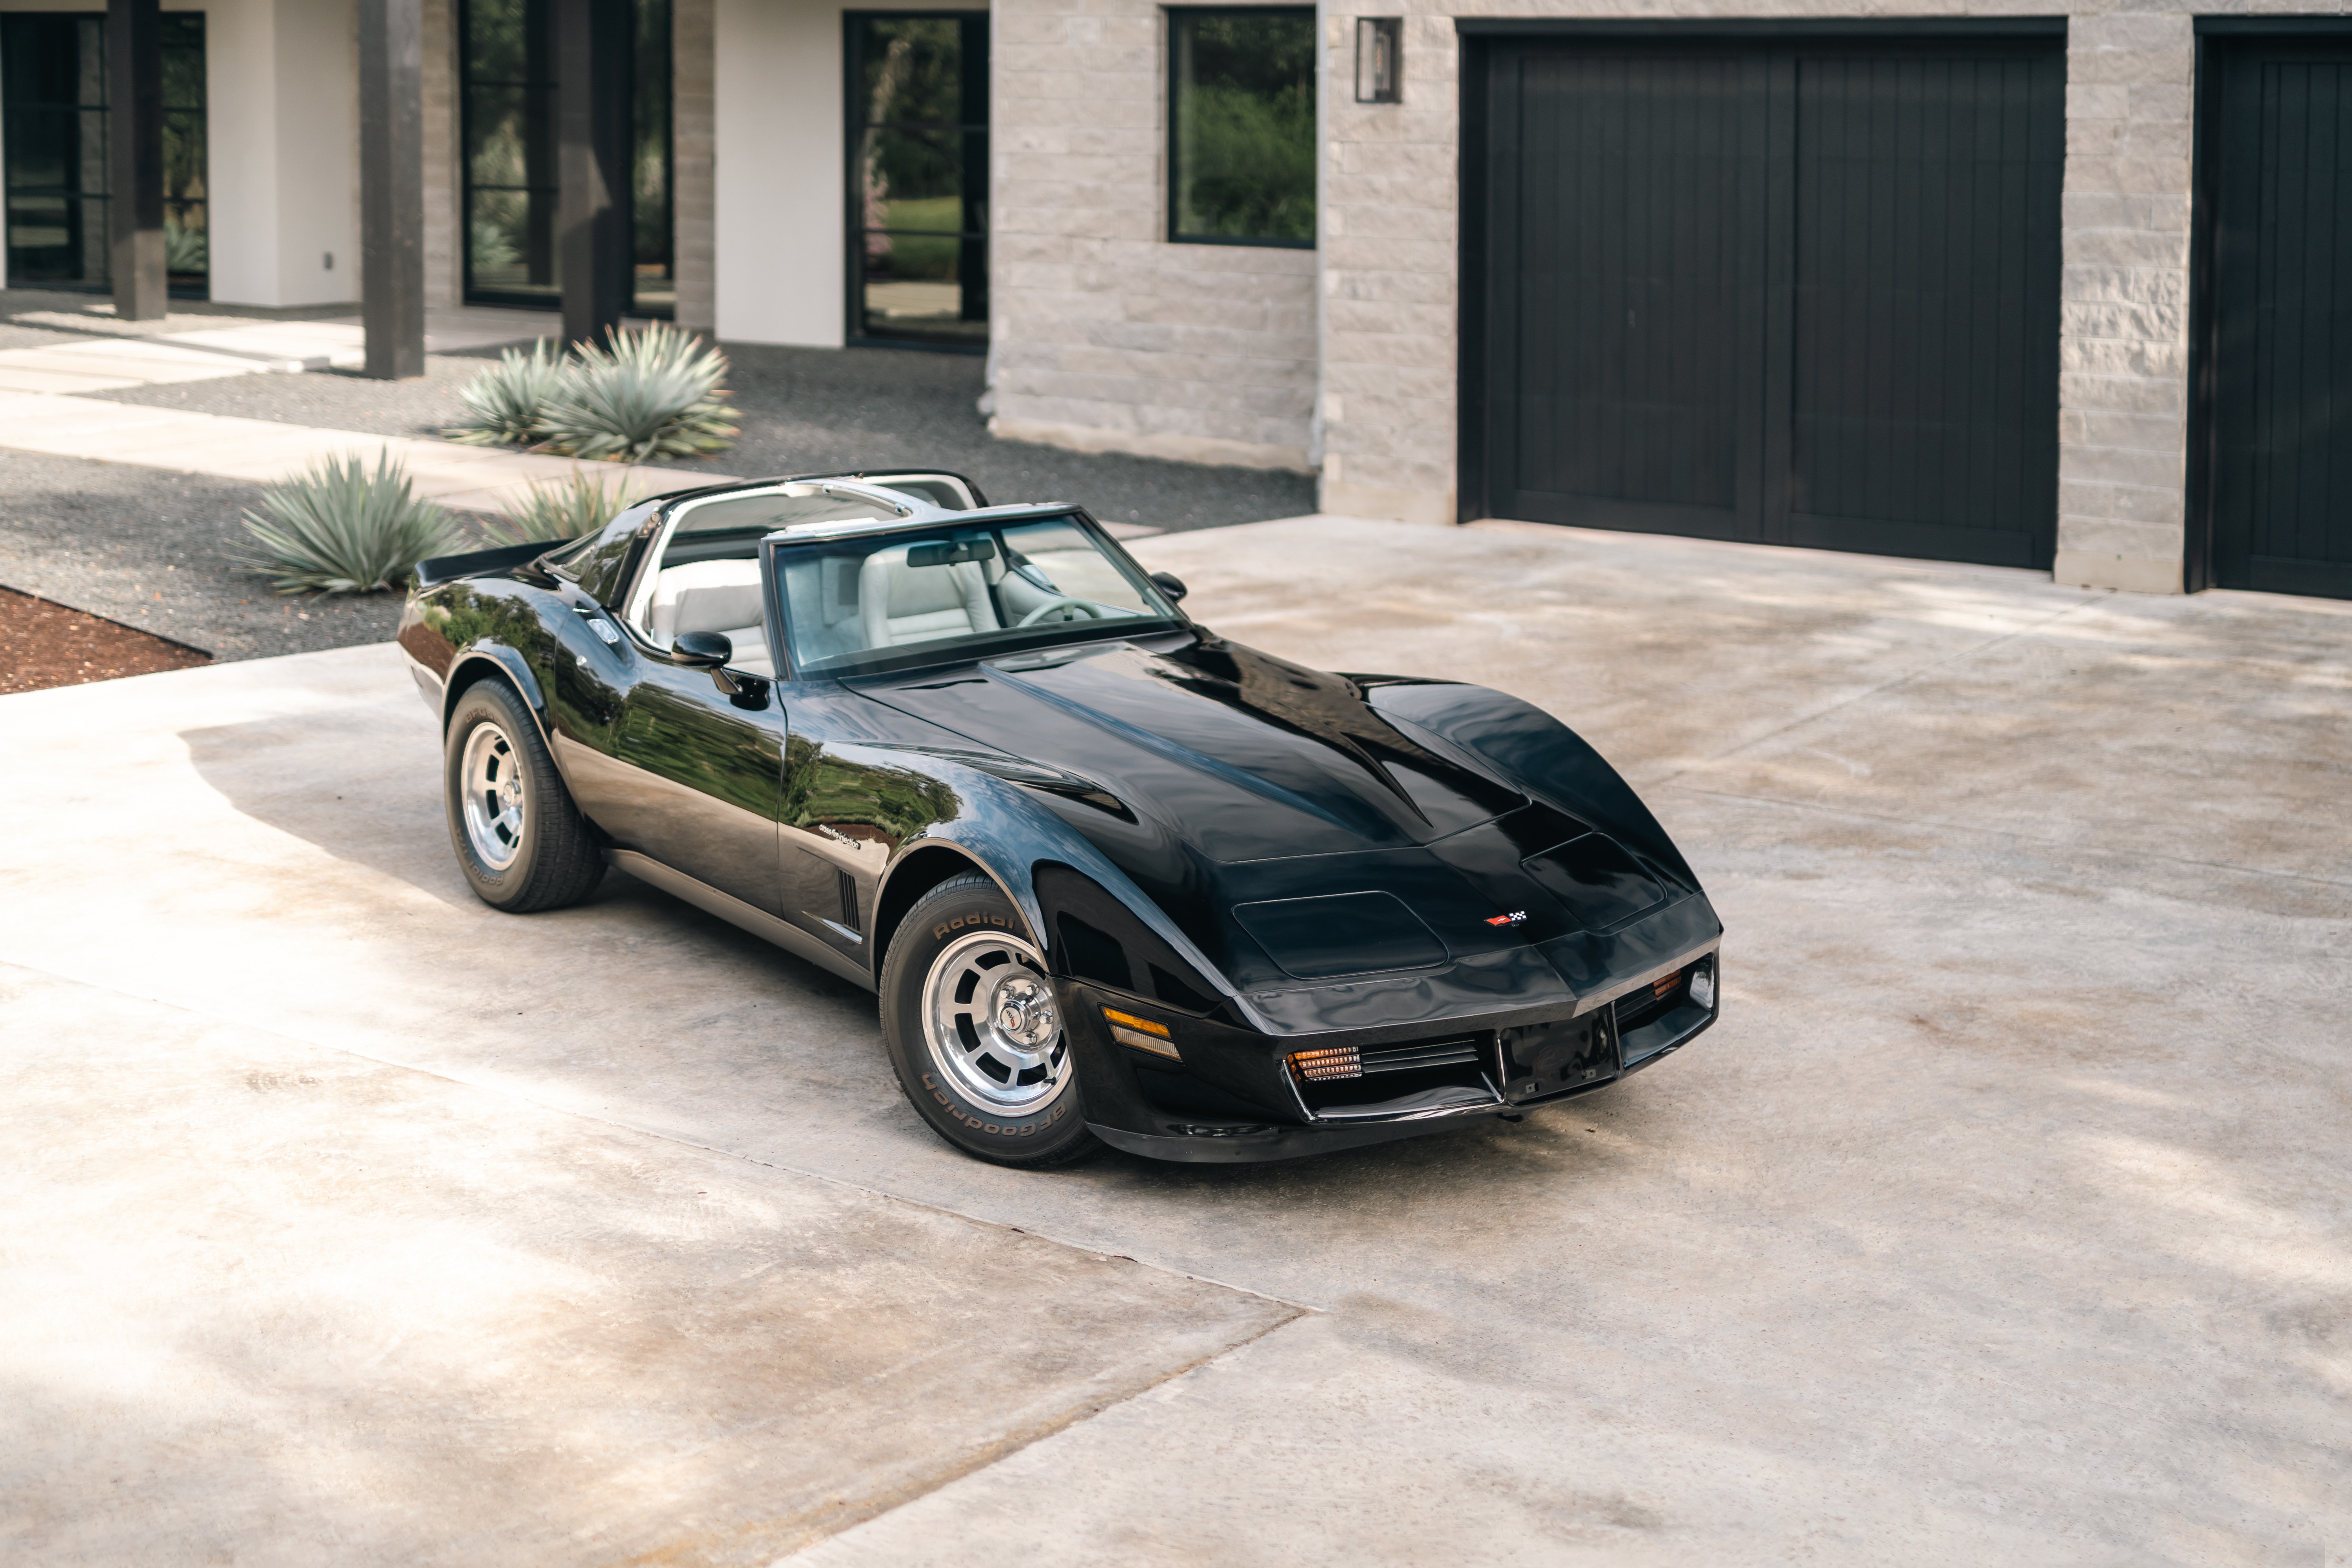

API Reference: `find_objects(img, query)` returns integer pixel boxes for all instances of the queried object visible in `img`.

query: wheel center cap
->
[993,978,1055,1047]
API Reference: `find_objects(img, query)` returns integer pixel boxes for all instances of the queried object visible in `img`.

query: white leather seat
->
[646,559,772,676]
[858,546,1000,649]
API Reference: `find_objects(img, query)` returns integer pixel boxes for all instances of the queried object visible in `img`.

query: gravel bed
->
[0,449,480,661]
[88,338,1318,533]
[4,326,1313,661]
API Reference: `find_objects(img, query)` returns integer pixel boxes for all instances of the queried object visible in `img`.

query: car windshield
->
[775,515,1179,676]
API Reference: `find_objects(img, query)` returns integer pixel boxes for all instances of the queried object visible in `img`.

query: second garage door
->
[1465,29,2065,568]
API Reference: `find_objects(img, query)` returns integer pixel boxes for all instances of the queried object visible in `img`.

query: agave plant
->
[445,340,566,448]
[537,321,738,463]
[479,470,628,547]
[164,218,208,275]
[236,453,464,595]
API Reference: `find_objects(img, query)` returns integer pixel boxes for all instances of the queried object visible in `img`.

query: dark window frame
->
[1165,5,1317,251]
[1,11,208,298]
[842,9,991,355]
[457,0,561,309]
[160,13,207,295]
[457,0,674,316]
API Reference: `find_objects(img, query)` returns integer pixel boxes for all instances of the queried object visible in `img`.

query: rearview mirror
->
[1149,571,1189,602]
[671,631,732,667]
[907,538,996,568]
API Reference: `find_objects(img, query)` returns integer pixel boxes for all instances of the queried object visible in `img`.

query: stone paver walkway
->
[0,390,704,515]
[0,305,689,518]
[0,307,566,392]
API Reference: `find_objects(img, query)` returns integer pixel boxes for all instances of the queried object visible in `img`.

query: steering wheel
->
[1015,596,1112,627]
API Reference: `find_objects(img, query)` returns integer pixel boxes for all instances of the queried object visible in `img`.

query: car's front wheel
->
[880,873,1101,1167]
[443,677,604,913]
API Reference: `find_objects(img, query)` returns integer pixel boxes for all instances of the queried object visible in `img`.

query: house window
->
[461,0,672,315]
[631,0,674,315]
[1167,8,1315,247]
[461,0,559,306]
[0,12,208,297]
[2,14,109,290]
[846,13,989,349]
[162,13,208,295]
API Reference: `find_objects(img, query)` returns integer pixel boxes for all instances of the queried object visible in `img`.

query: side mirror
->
[1149,571,1189,603]
[671,631,732,667]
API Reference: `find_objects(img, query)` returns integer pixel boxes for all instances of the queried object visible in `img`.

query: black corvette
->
[400,471,1722,1167]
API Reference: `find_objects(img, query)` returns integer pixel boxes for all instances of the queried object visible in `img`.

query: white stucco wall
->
[205,0,359,307]
[0,0,355,307]
[711,0,984,347]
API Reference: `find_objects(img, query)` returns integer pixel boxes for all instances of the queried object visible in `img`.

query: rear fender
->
[443,643,555,752]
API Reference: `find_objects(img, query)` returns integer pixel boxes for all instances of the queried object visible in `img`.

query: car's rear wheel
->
[443,677,603,913]
[880,873,1101,1168]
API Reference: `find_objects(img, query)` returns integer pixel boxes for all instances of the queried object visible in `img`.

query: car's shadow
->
[177,705,1616,1197]
[177,703,877,997]
[180,705,486,905]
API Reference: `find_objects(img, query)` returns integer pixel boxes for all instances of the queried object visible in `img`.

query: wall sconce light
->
[1356,17,1401,104]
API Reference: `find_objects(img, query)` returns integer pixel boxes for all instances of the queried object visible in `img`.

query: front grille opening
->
[1289,1035,1491,1114]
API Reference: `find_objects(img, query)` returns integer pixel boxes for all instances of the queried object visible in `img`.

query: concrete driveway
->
[2,518,2345,1566]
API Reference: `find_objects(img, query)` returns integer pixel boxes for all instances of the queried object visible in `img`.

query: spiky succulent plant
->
[236,453,465,595]
[535,321,739,463]
[478,470,630,548]
[445,339,566,448]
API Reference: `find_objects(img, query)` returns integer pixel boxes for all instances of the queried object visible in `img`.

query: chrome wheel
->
[459,720,526,871]
[921,929,1069,1111]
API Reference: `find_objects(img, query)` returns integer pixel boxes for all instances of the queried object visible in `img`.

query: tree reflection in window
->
[1169,9,1315,247]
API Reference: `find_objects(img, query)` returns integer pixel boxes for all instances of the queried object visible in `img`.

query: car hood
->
[855,637,1529,861]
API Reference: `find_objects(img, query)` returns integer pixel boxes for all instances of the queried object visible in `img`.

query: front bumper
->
[1070,940,1722,1164]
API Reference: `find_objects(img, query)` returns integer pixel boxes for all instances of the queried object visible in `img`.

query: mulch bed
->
[0,586,212,694]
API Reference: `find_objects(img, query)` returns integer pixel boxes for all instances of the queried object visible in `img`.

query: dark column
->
[958,13,988,325]
[106,0,167,320]
[558,0,632,346]
[359,0,426,378]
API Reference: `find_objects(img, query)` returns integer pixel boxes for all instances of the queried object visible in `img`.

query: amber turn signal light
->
[1288,1045,1363,1082]
[1103,1007,1180,1060]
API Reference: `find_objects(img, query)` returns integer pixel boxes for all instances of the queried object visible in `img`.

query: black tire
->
[443,677,604,913]
[880,873,1102,1168]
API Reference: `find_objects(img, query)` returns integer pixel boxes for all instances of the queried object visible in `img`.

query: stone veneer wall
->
[1315,2,2256,592]
[672,0,716,332]
[2053,8,2194,594]
[421,0,462,307]
[989,0,1319,471]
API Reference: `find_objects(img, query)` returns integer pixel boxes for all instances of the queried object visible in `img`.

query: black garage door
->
[1464,29,2065,568]
[2200,34,2352,599]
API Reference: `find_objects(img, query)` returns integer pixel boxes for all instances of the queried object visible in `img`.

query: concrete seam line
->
[1662,784,2352,895]
[1646,596,2105,791]
[755,1308,1306,1566]
[0,954,1327,1316]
